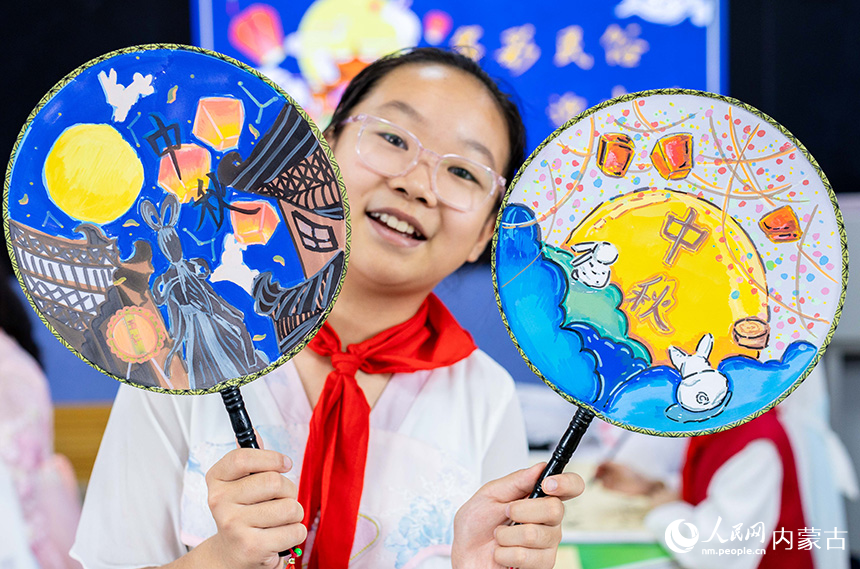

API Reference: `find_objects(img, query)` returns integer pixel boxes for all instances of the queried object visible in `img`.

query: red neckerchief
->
[297,293,477,568]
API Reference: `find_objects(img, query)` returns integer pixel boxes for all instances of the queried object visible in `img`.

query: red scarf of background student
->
[297,293,476,569]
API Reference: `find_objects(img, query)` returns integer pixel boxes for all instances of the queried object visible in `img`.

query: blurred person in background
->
[0,258,83,569]
[596,366,857,569]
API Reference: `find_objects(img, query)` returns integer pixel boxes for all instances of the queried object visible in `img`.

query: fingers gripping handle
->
[506,407,595,569]
[528,406,595,499]
[220,387,301,562]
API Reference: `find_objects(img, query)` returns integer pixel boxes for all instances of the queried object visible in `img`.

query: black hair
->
[0,261,41,364]
[327,47,526,192]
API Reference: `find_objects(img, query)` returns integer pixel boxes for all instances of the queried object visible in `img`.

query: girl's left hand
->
[451,463,584,569]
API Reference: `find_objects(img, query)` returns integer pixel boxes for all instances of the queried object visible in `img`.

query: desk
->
[536,456,680,569]
[556,543,677,569]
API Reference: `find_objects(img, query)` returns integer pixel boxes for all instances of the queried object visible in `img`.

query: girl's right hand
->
[204,448,306,569]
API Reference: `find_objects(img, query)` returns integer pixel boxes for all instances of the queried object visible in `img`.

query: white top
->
[71,349,528,569]
[779,366,857,569]
[645,440,782,569]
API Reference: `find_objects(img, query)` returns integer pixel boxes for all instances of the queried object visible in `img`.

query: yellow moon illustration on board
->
[564,188,767,366]
[44,123,144,224]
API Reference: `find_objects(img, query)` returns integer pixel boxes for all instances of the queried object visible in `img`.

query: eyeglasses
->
[340,114,506,212]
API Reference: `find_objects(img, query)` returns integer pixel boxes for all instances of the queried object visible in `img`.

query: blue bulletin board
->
[192,0,727,152]
[25,1,729,403]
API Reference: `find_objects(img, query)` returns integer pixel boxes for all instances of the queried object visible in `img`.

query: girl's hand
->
[452,463,584,569]
[203,448,306,569]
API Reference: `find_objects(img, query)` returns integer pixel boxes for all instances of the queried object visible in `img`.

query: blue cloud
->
[566,322,650,406]
[496,204,648,404]
[602,341,816,434]
[544,244,650,363]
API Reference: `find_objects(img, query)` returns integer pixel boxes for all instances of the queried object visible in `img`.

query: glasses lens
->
[356,118,418,176]
[435,156,495,211]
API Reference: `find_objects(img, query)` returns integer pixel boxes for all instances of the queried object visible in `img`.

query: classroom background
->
[1,1,858,567]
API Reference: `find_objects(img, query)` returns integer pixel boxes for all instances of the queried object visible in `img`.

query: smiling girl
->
[71,48,583,569]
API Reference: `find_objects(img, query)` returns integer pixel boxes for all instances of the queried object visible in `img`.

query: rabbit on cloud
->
[668,333,729,412]
[98,68,155,122]
[568,241,619,289]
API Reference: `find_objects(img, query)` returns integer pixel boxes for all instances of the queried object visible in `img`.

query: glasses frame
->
[340,114,506,212]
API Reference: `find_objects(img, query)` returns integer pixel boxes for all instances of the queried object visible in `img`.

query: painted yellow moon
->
[564,188,768,366]
[43,123,144,224]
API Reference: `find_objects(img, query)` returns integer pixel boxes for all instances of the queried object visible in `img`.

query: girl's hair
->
[0,261,41,364]
[327,47,526,189]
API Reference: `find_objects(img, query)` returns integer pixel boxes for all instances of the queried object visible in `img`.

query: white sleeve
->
[480,378,529,484]
[645,440,782,569]
[0,460,39,569]
[614,432,687,491]
[70,384,193,569]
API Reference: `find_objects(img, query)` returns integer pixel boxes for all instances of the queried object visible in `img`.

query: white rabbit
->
[569,241,619,289]
[98,68,155,122]
[668,333,729,412]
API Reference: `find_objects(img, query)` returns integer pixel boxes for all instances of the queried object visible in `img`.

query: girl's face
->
[329,63,511,296]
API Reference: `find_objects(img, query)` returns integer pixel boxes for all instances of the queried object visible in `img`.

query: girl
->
[71,48,583,569]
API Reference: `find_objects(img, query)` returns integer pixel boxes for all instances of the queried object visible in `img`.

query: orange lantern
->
[157,144,211,203]
[231,200,280,246]
[193,97,245,152]
[596,133,635,178]
[650,132,694,180]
